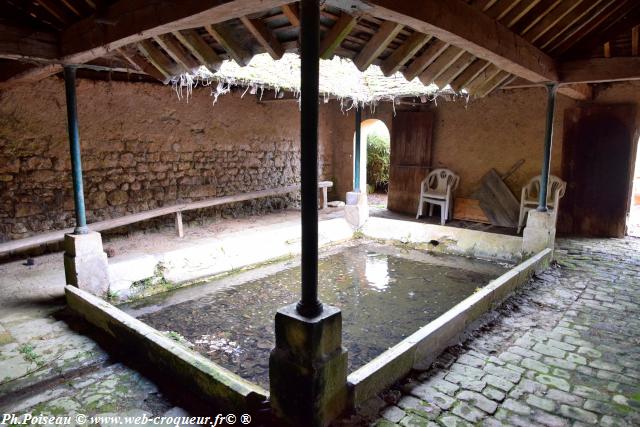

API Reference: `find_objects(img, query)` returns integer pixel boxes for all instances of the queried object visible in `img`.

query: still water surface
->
[129,244,507,388]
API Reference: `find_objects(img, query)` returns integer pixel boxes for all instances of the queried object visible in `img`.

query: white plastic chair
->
[416,168,460,225]
[517,175,567,233]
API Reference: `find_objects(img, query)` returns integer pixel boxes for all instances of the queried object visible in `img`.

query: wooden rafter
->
[403,39,449,81]
[466,64,501,94]
[335,0,558,82]
[418,46,465,85]
[205,23,252,66]
[3,0,290,85]
[281,4,300,27]
[118,48,168,83]
[475,71,511,97]
[353,20,403,71]
[522,0,586,43]
[551,0,634,55]
[153,34,200,72]
[380,32,430,76]
[137,40,180,80]
[450,59,489,91]
[319,13,358,59]
[515,0,563,35]
[500,0,542,28]
[433,52,475,88]
[172,29,222,73]
[240,16,284,60]
[536,0,612,50]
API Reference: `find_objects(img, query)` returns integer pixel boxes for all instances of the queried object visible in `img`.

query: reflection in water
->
[134,245,505,388]
[365,254,391,292]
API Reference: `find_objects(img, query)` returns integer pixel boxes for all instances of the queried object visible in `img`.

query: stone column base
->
[523,210,556,254]
[64,231,110,297]
[269,304,348,427]
[344,191,369,229]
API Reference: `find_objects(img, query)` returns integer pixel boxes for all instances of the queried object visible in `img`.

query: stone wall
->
[0,78,335,242]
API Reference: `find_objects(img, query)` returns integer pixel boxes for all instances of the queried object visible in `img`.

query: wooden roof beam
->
[536,0,613,50]
[466,64,501,94]
[434,52,476,88]
[380,32,430,76]
[402,39,449,81]
[137,40,181,81]
[551,0,634,55]
[0,24,59,61]
[319,13,358,60]
[118,48,169,83]
[60,0,291,62]
[354,20,403,71]
[153,34,200,73]
[450,59,489,91]
[6,0,290,85]
[282,4,300,27]
[560,57,640,84]
[240,16,285,60]
[418,46,465,85]
[205,24,252,66]
[476,71,511,97]
[173,29,222,73]
[331,0,558,83]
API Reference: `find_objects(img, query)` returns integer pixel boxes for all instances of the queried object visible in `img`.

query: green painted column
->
[354,106,362,192]
[64,66,89,234]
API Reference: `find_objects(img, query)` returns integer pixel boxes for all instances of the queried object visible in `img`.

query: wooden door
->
[387,111,434,214]
[558,104,637,237]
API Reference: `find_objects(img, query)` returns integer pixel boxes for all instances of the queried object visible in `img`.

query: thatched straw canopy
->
[175,53,454,106]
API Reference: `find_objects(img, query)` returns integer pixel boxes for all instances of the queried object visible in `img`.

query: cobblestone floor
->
[368,237,640,427]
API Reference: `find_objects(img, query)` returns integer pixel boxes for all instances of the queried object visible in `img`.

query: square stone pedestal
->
[64,231,110,297]
[344,191,369,228]
[269,304,348,427]
[523,210,556,254]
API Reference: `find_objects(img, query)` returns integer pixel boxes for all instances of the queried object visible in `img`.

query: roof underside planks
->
[0,0,639,100]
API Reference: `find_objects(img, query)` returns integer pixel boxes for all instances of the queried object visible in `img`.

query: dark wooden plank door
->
[387,111,434,214]
[558,104,637,237]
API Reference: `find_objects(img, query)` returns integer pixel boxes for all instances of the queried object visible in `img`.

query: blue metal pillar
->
[64,66,89,234]
[296,0,322,317]
[354,106,362,192]
[537,83,558,212]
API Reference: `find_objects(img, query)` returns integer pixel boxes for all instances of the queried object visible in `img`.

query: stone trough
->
[63,216,553,421]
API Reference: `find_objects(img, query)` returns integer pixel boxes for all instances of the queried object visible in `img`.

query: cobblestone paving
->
[371,237,640,427]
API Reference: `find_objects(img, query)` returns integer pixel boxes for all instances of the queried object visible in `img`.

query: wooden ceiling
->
[1,0,640,99]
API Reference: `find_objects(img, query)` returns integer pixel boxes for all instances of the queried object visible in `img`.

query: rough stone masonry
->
[0,78,336,242]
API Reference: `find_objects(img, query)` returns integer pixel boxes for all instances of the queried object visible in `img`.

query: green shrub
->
[366,132,390,191]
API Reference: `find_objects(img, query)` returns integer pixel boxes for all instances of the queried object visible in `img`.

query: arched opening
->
[354,119,390,209]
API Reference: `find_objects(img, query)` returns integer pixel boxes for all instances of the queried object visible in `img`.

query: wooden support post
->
[175,211,184,238]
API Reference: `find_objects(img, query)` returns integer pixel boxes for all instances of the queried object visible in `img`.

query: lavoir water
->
[125,243,509,388]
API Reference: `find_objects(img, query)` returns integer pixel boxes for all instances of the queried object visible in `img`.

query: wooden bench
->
[0,182,334,256]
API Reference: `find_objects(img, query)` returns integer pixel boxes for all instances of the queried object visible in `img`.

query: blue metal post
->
[64,66,89,234]
[537,83,557,212]
[296,0,322,318]
[354,106,362,192]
